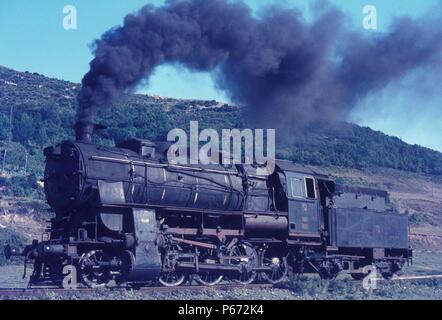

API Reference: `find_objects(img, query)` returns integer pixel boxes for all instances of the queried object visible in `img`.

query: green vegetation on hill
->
[1,65,442,197]
[286,121,442,174]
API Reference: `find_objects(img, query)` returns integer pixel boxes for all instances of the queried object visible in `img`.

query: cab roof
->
[275,160,330,180]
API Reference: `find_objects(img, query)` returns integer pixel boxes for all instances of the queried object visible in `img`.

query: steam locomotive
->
[4,123,412,288]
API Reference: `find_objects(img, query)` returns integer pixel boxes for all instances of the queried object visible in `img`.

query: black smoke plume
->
[77,0,442,129]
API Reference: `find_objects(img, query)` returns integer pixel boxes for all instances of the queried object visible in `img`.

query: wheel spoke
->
[261,248,288,285]
[159,244,187,287]
[194,248,224,286]
[159,272,186,287]
[228,243,258,285]
[79,250,111,288]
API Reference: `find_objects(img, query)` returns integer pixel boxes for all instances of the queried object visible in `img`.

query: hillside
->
[2,65,442,182]
[0,64,441,226]
[1,65,442,297]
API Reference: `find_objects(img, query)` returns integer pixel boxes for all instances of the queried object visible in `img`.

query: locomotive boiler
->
[4,123,412,287]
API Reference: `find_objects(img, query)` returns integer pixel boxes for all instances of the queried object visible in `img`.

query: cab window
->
[305,178,316,199]
[290,178,304,198]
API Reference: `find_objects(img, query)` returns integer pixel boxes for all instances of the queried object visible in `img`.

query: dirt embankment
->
[0,198,49,240]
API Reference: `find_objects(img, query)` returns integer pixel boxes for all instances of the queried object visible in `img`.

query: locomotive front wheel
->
[159,272,187,287]
[115,250,135,285]
[194,272,224,286]
[194,248,224,286]
[159,244,187,287]
[260,248,288,284]
[228,242,258,285]
[79,250,112,288]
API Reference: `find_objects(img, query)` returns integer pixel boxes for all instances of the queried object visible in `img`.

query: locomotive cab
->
[271,160,331,243]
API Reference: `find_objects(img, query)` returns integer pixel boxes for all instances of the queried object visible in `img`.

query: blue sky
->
[0,0,441,150]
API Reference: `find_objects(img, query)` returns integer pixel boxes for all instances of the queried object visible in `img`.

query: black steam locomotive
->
[5,123,412,287]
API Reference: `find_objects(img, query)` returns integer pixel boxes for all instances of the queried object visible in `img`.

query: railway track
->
[2,274,442,298]
[378,274,442,282]
[0,283,274,298]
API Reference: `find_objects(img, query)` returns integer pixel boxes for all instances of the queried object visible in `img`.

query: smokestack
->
[75,123,108,143]
[75,122,94,143]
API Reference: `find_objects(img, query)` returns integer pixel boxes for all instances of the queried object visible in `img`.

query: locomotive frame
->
[4,126,412,288]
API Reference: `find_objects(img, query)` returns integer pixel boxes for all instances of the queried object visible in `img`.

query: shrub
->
[0,228,27,266]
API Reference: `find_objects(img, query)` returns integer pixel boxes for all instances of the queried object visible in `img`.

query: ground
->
[1,257,442,300]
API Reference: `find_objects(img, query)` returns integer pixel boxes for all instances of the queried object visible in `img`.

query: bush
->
[0,174,42,198]
[0,228,27,266]
[0,113,9,140]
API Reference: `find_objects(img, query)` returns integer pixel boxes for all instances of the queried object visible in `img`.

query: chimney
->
[75,122,94,143]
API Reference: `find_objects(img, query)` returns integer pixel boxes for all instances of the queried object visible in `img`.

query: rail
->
[0,283,274,298]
